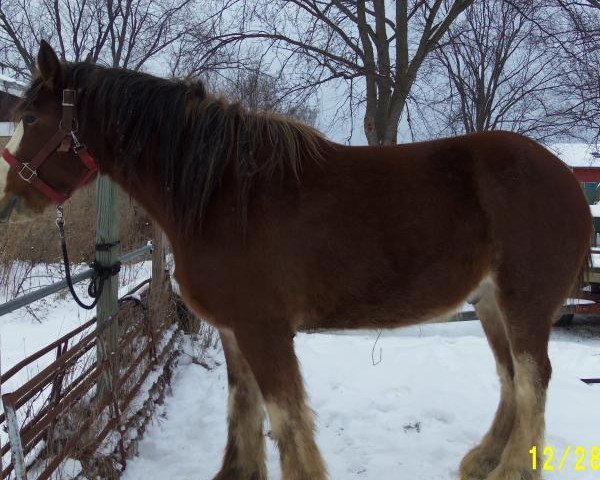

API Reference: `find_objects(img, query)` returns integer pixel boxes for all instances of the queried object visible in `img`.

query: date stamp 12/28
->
[530,446,600,472]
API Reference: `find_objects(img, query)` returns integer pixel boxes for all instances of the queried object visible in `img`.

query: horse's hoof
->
[212,467,267,480]
[459,445,502,480]
[486,465,541,480]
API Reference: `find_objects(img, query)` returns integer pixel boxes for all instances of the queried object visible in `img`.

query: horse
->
[0,41,592,480]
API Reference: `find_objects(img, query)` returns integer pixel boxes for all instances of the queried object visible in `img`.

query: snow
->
[549,143,600,169]
[0,73,25,85]
[1,260,599,480]
[0,259,154,474]
[0,74,25,98]
[123,321,600,480]
[0,260,152,391]
[0,122,17,137]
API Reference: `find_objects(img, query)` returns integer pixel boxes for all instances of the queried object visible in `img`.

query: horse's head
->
[0,41,97,222]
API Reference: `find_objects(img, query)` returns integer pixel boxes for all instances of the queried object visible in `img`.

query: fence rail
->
[0,243,153,317]
[0,240,181,479]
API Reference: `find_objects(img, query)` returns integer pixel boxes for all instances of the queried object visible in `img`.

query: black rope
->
[56,206,121,310]
[96,241,120,252]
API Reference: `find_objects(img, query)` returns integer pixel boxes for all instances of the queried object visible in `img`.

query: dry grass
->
[0,183,152,300]
[0,183,152,264]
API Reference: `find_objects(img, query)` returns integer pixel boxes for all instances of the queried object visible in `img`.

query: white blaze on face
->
[1,121,24,194]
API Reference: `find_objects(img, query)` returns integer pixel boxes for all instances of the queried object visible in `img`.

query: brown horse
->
[0,41,592,480]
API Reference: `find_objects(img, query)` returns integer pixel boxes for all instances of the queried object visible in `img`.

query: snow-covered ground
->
[0,260,154,476]
[0,260,151,392]
[1,258,599,480]
[123,320,600,480]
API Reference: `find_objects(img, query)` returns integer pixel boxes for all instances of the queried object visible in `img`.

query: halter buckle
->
[71,131,84,152]
[18,163,37,183]
[62,89,76,107]
[55,205,65,231]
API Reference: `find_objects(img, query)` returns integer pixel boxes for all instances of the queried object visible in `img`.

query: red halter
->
[1,89,98,204]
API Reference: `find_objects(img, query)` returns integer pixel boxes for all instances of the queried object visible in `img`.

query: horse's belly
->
[301,258,493,331]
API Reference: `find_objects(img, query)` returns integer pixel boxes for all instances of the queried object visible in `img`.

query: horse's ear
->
[84,51,95,64]
[37,40,63,88]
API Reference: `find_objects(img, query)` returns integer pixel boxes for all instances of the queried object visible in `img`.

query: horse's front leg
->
[235,323,328,480]
[213,328,267,480]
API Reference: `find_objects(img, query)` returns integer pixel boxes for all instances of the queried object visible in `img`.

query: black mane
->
[31,63,325,234]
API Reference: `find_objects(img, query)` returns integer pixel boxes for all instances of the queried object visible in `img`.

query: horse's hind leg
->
[235,324,328,480]
[486,290,556,480]
[213,329,267,480]
[460,281,516,480]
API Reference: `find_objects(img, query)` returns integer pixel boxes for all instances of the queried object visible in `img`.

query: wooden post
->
[151,223,166,292]
[95,175,120,398]
[149,223,169,337]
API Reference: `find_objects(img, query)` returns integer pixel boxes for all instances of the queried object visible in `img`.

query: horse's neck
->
[88,134,178,240]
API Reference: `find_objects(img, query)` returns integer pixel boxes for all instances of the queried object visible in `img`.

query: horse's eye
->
[23,114,37,125]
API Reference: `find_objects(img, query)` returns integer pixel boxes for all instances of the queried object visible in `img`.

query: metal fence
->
[0,243,181,479]
[0,243,152,317]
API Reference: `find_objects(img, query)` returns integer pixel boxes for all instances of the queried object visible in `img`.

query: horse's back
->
[176,131,591,332]
[325,130,591,259]
[292,131,590,328]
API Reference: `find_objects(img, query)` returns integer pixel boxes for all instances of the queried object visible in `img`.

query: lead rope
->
[56,206,121,310]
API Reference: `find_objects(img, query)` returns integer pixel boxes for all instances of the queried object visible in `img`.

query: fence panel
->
[0,235,181,479]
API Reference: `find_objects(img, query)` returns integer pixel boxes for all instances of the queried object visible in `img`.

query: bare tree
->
[427,1,573,141]
[0,0,195,77]
[0,0,40,76]
[503,0,600,141]
[186,0,475,145]
[218,62,319,125]
[554,0,600,141]
[104,0,193,69]
[557,0,600,9]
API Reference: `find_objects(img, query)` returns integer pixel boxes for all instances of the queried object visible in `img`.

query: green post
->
[95,174,120,399]
[151,224,166,297]
[149,224,170,338]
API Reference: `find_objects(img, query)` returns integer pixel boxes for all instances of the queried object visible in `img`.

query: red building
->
[571,167,600,183]
[549,143,600,183]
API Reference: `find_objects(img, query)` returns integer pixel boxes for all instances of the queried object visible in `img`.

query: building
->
[548,142,600,205]
[550,143,600,183]
[0,73,26,148]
